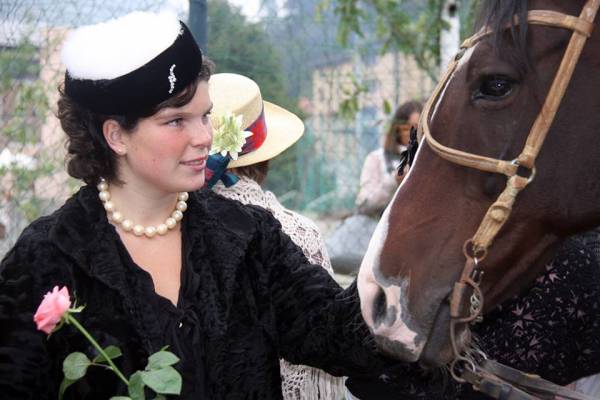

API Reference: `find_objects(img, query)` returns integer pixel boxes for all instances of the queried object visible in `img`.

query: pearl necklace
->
[97,178,189,238]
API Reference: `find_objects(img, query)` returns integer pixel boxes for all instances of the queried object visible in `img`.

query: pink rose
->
[34,286,71,334]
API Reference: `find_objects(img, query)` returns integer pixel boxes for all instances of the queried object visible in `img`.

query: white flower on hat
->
[210,112,253,160]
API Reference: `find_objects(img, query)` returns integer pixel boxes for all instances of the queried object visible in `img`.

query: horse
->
[357,0,600,380]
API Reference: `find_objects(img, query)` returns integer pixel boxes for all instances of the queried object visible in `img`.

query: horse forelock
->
[476,0,530,74]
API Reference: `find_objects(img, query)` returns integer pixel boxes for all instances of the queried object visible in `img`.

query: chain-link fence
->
[1,0,435,262]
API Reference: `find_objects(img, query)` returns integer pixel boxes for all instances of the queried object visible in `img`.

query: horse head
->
[358,0,600,367]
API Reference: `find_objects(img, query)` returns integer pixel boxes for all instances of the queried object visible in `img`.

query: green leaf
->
[383,99,392,115]
[69,304,86,313]
[141,366,182,395]
[58,377,76,400]
[152,396,166,400]
[128,371,145,400]
[93,345,123,363]
[146,351,179,370]
[63,352,91,380]
[110,397,132,400]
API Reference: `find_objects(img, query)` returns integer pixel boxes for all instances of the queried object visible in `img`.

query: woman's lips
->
[180,157,206,172]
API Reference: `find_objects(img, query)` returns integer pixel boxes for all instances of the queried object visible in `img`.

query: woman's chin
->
[174,173,205,193]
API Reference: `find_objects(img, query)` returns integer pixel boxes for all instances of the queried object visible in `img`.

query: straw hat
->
[208,73,304,168]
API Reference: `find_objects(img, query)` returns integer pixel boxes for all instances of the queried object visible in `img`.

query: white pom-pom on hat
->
[61,11,181,81]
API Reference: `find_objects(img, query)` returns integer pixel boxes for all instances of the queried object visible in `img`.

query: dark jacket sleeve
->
[250,206,392,378]
[0,229,68,400]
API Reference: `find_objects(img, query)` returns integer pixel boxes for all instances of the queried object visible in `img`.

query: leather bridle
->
[415,1,600,399]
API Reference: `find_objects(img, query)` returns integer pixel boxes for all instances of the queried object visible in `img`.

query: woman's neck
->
[107,181,180,227]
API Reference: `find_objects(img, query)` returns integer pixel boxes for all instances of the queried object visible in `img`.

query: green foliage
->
[59,344,182,400]
[146,351,180,370]
[59,352,91,399]
[128,350,181,398]
[0,157,57,222]
[332,0,481,78]
[59,377,78,400]
[207,0,298,115]
[206,0,305,199]
[93,345,123,363]
[2,82,48,143]
[266,145,299,201]
[140,367,182,395]
[128,371,145,400]
[63,352,92,380]
[0,41,40,92]
[0,40,46,145]
[327,0,482,125]
[383,98,392,115]
[331,0,445,81]
[338,74,369,121]
[0,38,63,223]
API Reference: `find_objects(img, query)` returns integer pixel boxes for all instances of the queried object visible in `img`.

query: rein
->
[415,1,600,398]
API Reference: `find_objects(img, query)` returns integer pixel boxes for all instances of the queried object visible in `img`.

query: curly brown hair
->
[58,59,214,185]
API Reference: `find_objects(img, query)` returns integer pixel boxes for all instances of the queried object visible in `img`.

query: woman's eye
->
[474,75,514,101]
[167,118,183,127]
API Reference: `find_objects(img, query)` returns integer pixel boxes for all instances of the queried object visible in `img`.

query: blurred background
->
[0,0,480,279]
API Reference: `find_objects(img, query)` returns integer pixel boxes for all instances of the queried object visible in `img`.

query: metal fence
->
[277,114,380,216]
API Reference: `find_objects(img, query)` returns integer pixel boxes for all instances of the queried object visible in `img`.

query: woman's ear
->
[102,119,127,155]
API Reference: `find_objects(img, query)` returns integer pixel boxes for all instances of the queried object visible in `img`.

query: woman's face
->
[118,81,213,194]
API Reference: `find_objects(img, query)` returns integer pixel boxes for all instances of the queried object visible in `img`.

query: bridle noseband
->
[415,1,600,399]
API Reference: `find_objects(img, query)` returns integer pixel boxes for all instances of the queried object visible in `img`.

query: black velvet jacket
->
[0,186,384,399]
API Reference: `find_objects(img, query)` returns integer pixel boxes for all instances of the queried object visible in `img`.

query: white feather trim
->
[61,11,182,80]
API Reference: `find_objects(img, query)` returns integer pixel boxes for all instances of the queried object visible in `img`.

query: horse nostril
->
[372,287,387,326]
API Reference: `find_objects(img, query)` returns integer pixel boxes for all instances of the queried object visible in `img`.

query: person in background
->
[208,73,344,400]
[355,100,422,217]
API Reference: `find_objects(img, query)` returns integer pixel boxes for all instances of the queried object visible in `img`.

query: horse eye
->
[474,75,513,101]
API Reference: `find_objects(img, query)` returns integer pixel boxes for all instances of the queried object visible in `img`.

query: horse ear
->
[407,127,419,167]
[398,127,420,175]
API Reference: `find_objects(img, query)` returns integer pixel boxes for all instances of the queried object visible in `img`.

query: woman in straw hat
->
[207,73,344,399]
[0,11,395,400]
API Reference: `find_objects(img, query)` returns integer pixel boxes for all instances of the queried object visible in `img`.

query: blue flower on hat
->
[210,112,253,160]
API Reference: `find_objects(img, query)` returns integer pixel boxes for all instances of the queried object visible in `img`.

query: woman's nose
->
[190,120,212,147]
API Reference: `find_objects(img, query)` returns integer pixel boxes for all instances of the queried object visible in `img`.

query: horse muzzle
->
[358,269,427,362]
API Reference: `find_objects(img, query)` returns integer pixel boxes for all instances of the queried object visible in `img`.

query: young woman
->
[0,12,388,399]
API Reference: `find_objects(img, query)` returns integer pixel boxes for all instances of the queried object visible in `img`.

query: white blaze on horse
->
[358,0,600,383]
